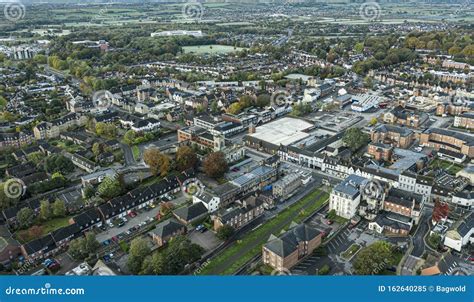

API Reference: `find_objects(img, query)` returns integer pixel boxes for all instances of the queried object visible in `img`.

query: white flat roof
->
[248,117,313,146]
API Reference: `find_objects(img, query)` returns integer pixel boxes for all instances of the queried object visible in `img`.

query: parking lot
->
[188,229,221,252]
[96,194,189,243]
[291,216,410,275]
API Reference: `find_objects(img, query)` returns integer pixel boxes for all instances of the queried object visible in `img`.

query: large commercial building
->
[245,117,314,153]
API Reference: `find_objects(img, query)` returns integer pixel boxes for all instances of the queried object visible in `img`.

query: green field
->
[132,145,140,161]
[198,189,329,275]
[341,243,361,260]
[429,159,464,175]
[182,45,245,55]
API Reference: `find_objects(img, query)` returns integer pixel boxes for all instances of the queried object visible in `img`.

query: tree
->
[353,241,394,275]
[128,237,151,274]
[95,122,116,138]
[84,232,100,254]
[369,117,378,126]
[68,237,86,260]
[144,148,170,177]
[92,143,102,156]
[227,102,242,115]
[255,94,271,108]
[44,154,74,174]
[160,202,174,216]
[342,128,370,152]
[202,152,228,179]
[210,100,219,113]
[432,200,449,223]
[146,236,204,275]
[318,264,330,275]
[216,225,234,241]
[16,207,35,229]
[52,199,66,217]
[175,146,198,172]
[97,176,122,199]
[83,185,96,199]
[68,232,100,260]
[123,130,137,146]
[27,151,44,165]
[39,200,51,221]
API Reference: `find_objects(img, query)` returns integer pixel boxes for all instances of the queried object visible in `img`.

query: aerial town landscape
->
[0,0,472,278]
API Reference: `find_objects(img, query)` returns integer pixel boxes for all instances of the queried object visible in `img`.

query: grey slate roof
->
[173,202,208,222]
[264,223,320,257]
[151,218,185,238]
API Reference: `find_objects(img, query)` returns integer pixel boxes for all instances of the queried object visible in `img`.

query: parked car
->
[200,227,208,233]
[128,211,137,218]
[195,225,204,232]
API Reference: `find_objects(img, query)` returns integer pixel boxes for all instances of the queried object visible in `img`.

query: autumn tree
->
[432,200,449,223]
[202,152,228,179]
[144,148,170,176]
[175,146,198,172]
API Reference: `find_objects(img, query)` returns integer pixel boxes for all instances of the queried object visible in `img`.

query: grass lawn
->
[341,243,361,260]
[182,44,246,55]
[198,189,329,275]
[52,140,85,153]
[429,159,463,175]
[0,237,7,251]
[15,216,71,244]
[132,145,140,161]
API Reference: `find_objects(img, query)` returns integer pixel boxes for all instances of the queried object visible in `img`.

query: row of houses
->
[19,169,196,261]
